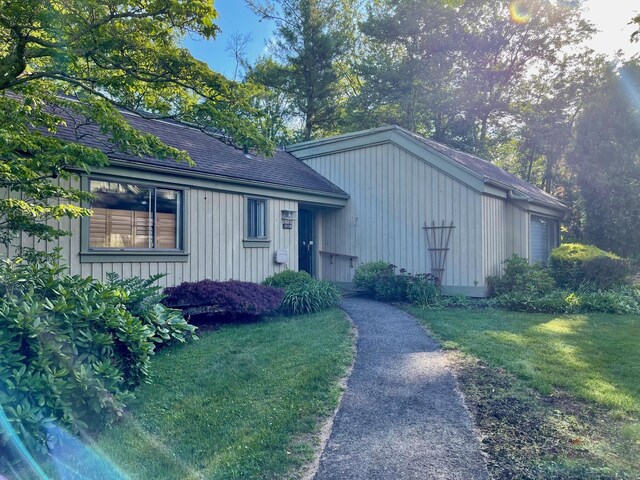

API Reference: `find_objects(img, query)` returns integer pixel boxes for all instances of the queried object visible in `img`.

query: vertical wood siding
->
[3,177,299,286]
[505,202,530,258]
[481,195,507,279]
[304,143,484,288]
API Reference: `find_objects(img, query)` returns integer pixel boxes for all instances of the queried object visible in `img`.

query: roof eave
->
[69,157,350,204]
[484,179,568,212]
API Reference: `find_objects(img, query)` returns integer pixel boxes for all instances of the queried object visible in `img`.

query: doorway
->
[298,208,314,276]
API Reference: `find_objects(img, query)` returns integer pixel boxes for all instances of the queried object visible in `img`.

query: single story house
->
[288,126,566,296]
[6,114,565,296]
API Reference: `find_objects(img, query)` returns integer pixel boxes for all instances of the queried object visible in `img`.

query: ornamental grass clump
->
[279,280,342,315]
[263,270,342,315]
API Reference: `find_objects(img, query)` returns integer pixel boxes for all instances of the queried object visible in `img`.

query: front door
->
[298,209,314,275]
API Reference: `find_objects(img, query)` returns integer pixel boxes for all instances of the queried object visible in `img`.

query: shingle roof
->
[400,128,565,209]
[50,107,348,197]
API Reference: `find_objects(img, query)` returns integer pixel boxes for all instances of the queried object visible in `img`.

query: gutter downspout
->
[507,189,530,201]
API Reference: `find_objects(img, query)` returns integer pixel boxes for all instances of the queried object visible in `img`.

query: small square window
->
[247,198,267,239]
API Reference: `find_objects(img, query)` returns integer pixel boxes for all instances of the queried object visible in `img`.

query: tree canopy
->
[244,0,640,257]
[569,60,640,257]
[0,0,271,248]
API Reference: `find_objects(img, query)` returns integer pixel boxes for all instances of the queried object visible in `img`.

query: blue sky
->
[181,1,274,79]
[183,0,639,80]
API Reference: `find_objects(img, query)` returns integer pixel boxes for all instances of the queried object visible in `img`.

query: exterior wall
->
[481,195,508,279]
[505,202,530,258]
[4,173,300,287]
[304,143,485,291]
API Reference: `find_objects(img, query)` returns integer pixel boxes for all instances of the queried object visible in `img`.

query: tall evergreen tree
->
[247,0,350,140]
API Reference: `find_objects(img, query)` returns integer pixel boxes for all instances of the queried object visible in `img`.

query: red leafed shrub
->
[163,280,284,319]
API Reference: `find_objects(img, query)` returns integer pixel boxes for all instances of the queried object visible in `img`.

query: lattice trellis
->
[423,220,455,283]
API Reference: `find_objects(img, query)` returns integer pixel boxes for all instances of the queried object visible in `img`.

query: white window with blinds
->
[247,198,267,239]
[89,180,182,250]
[530,215,558,263]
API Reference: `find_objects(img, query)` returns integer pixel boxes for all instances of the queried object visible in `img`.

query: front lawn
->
[407,307,640,478]
[46,309,353,480]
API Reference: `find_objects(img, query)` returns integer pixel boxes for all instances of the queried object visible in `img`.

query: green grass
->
[46,310,353,480]
[407,307,640,413]
[406,306,640,477]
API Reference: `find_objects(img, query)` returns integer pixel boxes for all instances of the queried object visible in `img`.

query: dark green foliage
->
[487,253,639,314]
[352,261,394,294]
[247,0,349,140]
[163,280,284,320]
[569,61,640,258]
[353,261,445,303]
[549,244,631,290]
[262,270,313,289]
[372,273,408,302]
[487,255,556,297]
[492,287,640,315]
[264,270,342,315]
[106,273,197,345]
[280,280,342,315]
[0,253,196,458]
[406,273,440,307]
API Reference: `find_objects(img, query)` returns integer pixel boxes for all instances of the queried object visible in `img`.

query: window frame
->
[80,175,189,263]
[244,196,271,248]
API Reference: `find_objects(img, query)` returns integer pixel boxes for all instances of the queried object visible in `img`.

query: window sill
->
[243,239,271,249]
[80,250,189,263]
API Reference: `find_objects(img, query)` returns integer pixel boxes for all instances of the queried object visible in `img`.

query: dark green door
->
[298,209,314,275]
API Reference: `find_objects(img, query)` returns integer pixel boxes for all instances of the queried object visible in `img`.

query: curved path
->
[315,297,489,480]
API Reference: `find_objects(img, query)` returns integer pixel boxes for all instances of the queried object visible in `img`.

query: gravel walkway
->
[314,297,489,480]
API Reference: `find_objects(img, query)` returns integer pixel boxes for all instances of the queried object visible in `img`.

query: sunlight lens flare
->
[509,1,532,24]
[620,68,640,115]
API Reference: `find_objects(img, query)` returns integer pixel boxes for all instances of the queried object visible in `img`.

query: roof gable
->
[288,126,565,210]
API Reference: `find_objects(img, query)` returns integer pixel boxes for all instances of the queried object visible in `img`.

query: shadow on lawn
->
[452,353,639,480]
[408,306,640,478]
[466,312,640,414]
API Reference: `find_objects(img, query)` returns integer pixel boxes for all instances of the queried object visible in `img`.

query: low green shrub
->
[492,286,640,315]
[262,270,313,289]
[107,273,196,345]
[406,273,439,306]
[487,255,555,296]
[353,261,393,294]
[280,280,342,315]
[0,252,195,458]
[434,294,478,309]
[549,243,631,290]
[373,272,408,301]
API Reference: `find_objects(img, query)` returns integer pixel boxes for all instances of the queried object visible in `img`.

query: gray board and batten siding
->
[3,105,348,287]
[288,126,566,296]
[2,102,564,295]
